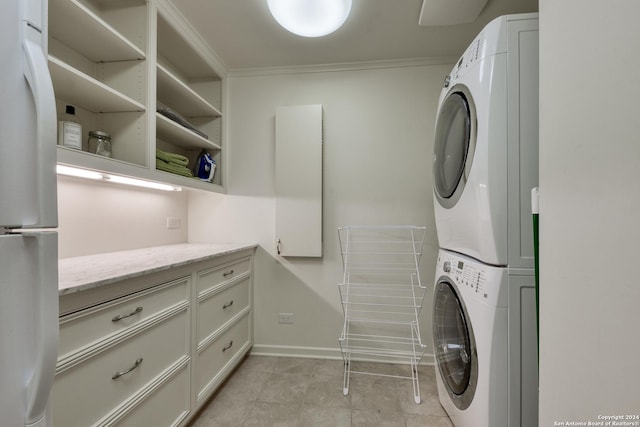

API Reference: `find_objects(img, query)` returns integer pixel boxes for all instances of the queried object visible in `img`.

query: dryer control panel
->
[452,37,487,80]
[436,250,508,307]
[444,14,511,85]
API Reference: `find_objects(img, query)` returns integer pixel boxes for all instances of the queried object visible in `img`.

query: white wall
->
[57,175,188,258]
[539,1,640,423]
[188,61,450,358]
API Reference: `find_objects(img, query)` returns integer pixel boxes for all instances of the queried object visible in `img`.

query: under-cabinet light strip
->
[56,165,182,192]
[56,165,103,180]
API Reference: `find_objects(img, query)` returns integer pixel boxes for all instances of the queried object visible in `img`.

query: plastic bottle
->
[58,105,82,150]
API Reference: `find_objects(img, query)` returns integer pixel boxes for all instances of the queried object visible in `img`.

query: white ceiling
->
[169,0,538,71]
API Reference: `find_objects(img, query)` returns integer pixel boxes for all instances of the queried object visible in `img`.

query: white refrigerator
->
[0,0,59,426]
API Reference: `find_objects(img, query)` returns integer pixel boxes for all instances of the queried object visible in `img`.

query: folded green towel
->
[156,148,189,167]
[156,158,193,177]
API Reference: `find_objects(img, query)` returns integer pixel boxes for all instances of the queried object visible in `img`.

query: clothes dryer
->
[432,13,539,268]
[432,249,508,426]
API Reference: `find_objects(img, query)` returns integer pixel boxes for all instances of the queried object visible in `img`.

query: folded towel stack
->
[156,149,193,177]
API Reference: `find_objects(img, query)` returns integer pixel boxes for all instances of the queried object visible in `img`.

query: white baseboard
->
[249,344,435,366]
[249,344,343,360]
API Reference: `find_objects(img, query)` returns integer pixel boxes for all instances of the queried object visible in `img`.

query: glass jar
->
[88,131,112,157]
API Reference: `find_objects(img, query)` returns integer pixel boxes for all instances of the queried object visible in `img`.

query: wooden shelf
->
[57,146,148,174]
[156,12,219,81]
[48,0,145,62]
[59,146,223,191]
[156,113,221,151]
[49,56,145,113]
[156,64,221,117]
[151,169,223,192]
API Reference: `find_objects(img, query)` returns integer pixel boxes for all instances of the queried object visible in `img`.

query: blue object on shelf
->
[195,151,215,182]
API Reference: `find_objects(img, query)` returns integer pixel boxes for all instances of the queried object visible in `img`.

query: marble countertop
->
[59,243,257,296]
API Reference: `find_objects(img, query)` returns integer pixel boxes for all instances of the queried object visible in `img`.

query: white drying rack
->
[337,225,427,404]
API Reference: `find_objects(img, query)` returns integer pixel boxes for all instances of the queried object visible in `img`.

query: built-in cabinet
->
[48,0,224,191]
[274,104,323,257]
[54,249,253,426]
[194,257,251,404]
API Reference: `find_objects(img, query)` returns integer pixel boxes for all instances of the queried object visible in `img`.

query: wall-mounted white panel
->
[275,104,322,257]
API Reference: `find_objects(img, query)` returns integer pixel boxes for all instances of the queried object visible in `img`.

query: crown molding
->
[228,56,457,78]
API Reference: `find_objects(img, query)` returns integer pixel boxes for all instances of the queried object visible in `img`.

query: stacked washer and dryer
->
[431,14,539,427]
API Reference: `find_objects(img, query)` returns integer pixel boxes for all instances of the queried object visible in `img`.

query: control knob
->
[443,261,451,273]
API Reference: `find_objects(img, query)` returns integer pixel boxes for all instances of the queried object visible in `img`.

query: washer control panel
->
[436,251,507,307]
[444,256,487,299]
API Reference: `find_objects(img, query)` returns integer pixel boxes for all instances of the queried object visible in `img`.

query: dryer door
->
[433,278,478,410]
[433,86,477,209]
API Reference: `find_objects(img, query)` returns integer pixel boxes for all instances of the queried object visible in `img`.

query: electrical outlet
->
[278,313,294,324]
[166,217,181,229]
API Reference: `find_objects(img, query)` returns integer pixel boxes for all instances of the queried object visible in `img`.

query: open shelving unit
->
[48,0,148,169]
[48,0,226,191]
[338,225,427,404]
[155,11,223,187]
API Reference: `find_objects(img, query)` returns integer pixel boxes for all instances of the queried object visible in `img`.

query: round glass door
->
[433,279,477,410]
[432,87,476,209]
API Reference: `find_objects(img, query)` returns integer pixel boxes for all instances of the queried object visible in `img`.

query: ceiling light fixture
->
[267,0,352,38]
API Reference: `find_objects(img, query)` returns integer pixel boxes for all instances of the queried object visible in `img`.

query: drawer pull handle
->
[112,358,143,380]
[222,300,234,309]
[112,306,143,322]
[222,340,233,352]
[223,269,234,277]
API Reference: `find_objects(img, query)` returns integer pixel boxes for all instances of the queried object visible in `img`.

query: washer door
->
[433,86,477,209]
[433,278,478,410]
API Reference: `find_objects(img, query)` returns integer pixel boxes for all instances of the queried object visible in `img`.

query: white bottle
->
[58,105,82,149]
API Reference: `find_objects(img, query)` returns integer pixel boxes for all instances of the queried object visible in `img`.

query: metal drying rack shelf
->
[337,225,427,404]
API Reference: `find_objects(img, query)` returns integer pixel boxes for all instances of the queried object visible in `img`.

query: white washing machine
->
[432,249,508,427]
[432,13,539,268]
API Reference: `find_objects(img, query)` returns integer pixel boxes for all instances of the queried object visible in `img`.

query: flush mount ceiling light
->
[267,0,352,37]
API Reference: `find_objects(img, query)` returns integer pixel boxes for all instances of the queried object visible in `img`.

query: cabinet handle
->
[277,238,281,255]
[112,358,143,380]
[222,340,233,352]
[223,269,234,277]
[222,300,234,309]
[112,306,143,322]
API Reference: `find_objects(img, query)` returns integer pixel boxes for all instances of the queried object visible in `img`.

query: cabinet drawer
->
[114,363,190,427]
[53,310,189,427]
[197,277,249,343]
[59,277,189,358]
[196,257,251,295]
[196,314,250,400]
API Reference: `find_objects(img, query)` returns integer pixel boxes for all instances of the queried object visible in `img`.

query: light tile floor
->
[189,355,453,427]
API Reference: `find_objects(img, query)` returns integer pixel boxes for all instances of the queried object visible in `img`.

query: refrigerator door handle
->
[22,24,58,228]
[25,233,59,426]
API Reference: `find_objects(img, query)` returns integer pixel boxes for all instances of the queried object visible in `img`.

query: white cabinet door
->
[275,104,323,257]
